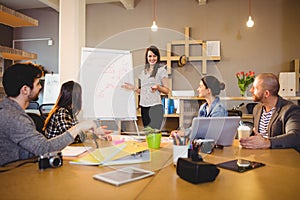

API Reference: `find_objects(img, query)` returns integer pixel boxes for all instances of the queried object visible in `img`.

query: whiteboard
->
[42,74,60,104]
[80,47,136,120]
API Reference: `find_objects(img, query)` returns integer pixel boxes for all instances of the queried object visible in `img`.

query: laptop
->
[189,116,241,146]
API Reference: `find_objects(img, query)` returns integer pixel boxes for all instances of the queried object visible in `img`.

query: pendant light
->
[246,0,254,28]
[151,0,158,32]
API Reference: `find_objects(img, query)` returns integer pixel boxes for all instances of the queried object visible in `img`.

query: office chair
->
[227,109,243,117]
[227,103,254,137]
[26,101,39,110]
[39,103,55,119]
[246,103,258,114]
[27,112,45,134]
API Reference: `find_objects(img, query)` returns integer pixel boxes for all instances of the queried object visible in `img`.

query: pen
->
[175,134,182,145]
[183,136,190,145]
[172,133,181,145]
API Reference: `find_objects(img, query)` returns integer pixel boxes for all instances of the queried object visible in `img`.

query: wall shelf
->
[161,27,221,75]
[0,4,38,27]
[0,4,39,100]
[0,45,37,61]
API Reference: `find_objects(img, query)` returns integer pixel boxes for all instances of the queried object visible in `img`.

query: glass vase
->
[240,90,245,97]
[239,86,247,97]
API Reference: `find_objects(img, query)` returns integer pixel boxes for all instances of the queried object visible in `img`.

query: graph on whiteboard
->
[80,48,136,120]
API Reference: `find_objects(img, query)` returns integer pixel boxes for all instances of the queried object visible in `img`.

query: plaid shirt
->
[45,107,78,139]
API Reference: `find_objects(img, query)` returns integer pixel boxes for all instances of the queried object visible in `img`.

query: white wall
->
[12,0,300,99]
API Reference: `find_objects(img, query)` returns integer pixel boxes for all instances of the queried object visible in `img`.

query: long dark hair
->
[144,45,161,78]
[43,81,82,131]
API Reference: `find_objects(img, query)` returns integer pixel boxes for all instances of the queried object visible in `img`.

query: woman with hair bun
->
[170,75,227,138]
[197,75,227,117]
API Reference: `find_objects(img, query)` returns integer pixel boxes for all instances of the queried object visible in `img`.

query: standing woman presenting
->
[122,45,169,129]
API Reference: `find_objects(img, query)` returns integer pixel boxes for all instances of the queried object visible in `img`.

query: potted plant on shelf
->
[236,71,255,97]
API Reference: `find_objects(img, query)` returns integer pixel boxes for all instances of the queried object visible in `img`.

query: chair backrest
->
[26,101,39,110]
[39,104,55,119]
[246,103,258,114]
[27,112,45,134]
[227,109,243,117]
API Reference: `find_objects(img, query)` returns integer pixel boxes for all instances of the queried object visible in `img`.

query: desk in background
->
[1,140,299,200]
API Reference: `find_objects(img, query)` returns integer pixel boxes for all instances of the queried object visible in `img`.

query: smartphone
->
[237,159,251,167]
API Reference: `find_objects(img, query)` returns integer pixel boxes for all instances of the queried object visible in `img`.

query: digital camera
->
[38,151,63,170]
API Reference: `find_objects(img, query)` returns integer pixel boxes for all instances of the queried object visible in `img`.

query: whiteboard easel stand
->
[98,118,142,141]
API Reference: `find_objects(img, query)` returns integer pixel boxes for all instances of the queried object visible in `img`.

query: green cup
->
[146,133,162,149]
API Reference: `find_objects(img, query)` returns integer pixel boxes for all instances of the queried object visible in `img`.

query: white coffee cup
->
[173,145,189,165]
[238,125,251,148]
[238,125,251,139]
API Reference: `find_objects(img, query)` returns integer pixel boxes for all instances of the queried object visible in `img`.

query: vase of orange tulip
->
[236,71,255,97]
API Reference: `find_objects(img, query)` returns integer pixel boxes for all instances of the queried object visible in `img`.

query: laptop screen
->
[190,116,241,146]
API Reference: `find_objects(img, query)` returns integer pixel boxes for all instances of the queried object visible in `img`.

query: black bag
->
[176,158,220,184]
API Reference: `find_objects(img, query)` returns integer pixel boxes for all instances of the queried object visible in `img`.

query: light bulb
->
[151,21,158,32]
[246,16,254,28]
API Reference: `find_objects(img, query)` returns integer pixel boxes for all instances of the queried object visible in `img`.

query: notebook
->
[189,116,241,146]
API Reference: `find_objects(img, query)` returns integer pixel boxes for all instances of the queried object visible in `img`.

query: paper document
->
[70,141,150,166]
[62,146,92,157]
